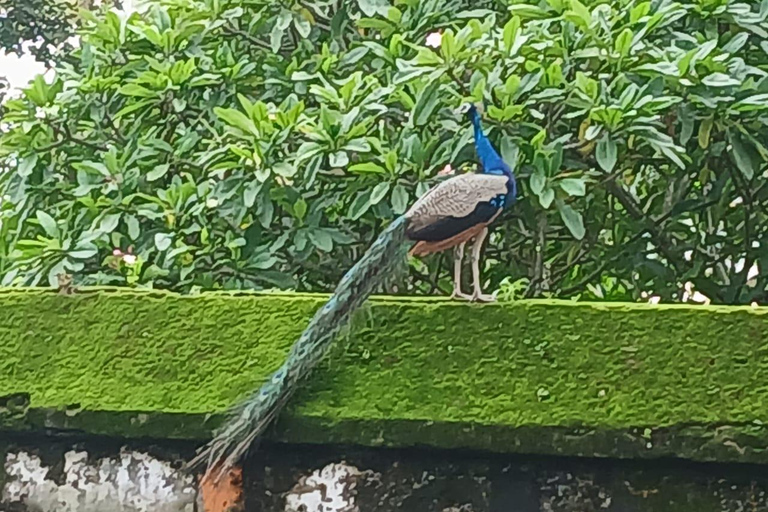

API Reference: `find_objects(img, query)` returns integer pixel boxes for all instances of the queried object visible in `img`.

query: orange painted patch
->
[199,464,243,512]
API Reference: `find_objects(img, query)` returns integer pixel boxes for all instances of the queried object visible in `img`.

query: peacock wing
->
[405,173,508,234]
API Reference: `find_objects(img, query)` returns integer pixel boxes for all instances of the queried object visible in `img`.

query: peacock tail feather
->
[190,215,413,476]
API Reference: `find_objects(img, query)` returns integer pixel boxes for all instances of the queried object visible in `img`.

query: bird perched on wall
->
[406,104,517,301]
[191,102,517,478]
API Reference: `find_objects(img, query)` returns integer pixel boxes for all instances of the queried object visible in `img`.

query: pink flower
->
[425,32,442,48]
[112,248,123,256]
[438,164,454,176]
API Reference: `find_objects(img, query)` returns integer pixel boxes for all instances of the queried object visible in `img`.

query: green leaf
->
[559,178,586,196]
[270,10,291,52]
[294,198,307,220]
[539,187,555,209]
[154,233,173,251]
[369,182,391,205]
[349,191,372,220]
[557,201,585,240]
[567,0,592,27]
[24,75,49,106]
[99,213,121,233]
[698,116,713,149]
[17,155,38,178]
[701,73,740,88]
[595,135,617,172]
[412,80,440,127]
[115,99,155,119]
[500,137,519,171]
[721,33,749,54]
[349,162,387,174]
[243,182,260,208]
[530,169,546,195]
[146,164,170,181]
[273,162,297,177]
[291,71,318,81]
[125,215,140,240]
[294,14,311,38]
[118,84,156,98]
[296,141,324,161]
[214,107,259,136]
[385,151,398,173]
[69,248,98,259]
[391,184,409,214]
[258,194,274,228]
[308,230,333,251]
[503,16,521,53]
[440,29,456,60]
[630,2,650,22]
[357,0,389,16]
[36,211,58,238]
[329,151,349,168]
[730,131,758,180]
[615,28,633,57]
[344,138,371,152]
[73,161,110,176]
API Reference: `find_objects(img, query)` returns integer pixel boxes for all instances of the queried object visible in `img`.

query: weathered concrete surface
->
[3,438,768,511]
[1,438,198,512]
[246,443,768,512]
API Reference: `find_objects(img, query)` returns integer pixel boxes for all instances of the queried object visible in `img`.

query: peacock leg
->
[470,227,496,302]
[450,242,472,300]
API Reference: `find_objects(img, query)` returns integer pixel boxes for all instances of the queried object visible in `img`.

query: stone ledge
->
[1,288,767,464]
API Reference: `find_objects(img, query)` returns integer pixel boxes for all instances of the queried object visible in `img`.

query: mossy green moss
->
[2,288,768,463]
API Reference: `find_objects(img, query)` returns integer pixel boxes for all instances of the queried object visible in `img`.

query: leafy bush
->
[1,0,767,304]
[0,0,97,63]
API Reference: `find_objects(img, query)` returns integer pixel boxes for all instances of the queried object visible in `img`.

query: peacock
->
[191,103,517,476]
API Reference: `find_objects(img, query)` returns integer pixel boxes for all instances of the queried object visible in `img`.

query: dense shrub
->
[1,0,767,304]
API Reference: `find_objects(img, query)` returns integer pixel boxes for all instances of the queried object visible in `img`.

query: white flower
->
[425,32,442,48]
[122,254,137,265]
[206,198,219,208]
[437,164,454,176]
[648,296,661,305]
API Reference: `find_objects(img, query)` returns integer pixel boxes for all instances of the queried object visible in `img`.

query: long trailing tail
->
[189,215,412,476]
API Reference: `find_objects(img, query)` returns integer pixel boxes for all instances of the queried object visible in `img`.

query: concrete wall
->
[3,437,768,511]
[2,289,768,510]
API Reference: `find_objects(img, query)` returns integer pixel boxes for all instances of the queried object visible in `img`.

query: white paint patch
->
[285,461,370,512]
[3,449,198,512]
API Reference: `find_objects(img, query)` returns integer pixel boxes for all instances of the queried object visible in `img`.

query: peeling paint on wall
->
[284,461,376,512]
[2,449,198,512]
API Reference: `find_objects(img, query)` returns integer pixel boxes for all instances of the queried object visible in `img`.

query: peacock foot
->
[471,290,497,303]
[450,289,474,301]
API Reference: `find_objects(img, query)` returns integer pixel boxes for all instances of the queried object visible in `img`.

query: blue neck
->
[469,108,517,204]
[471,110,508,175]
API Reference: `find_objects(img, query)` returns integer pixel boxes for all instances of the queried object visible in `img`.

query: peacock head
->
[454,102,484,118]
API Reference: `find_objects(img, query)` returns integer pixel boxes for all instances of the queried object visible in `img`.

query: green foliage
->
[1,0,768,303]
[0,0,98,63]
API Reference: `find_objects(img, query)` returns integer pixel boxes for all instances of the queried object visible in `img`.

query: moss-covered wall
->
[2,288,768,464]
